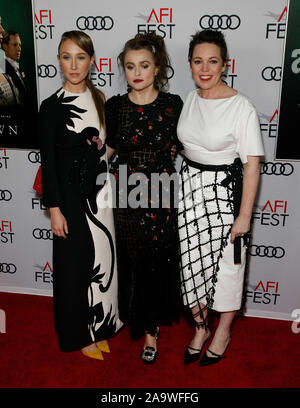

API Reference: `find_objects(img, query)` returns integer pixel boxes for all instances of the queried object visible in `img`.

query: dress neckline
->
[195,89,239,101]
[62,87,89,96]
[127,91,161,106]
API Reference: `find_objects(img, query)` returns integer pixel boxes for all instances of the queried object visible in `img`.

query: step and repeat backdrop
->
[1,0,299,322]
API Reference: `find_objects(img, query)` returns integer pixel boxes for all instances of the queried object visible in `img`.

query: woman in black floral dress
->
[105,33,183,363]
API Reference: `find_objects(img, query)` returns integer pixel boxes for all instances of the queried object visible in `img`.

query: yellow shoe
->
[96,340,110,353]
[81,348,104,360]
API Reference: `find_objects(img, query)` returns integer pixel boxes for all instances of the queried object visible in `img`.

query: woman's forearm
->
[239,156,261,219]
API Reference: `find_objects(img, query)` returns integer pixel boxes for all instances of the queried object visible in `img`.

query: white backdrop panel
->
[1,0,299,322]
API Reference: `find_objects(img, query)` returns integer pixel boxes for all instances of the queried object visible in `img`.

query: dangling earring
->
[154,76,159,90]
[127,82,132,92]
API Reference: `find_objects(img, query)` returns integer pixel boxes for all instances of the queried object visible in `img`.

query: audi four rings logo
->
[249,245,285,259]
[262,66,282,81]
[0,263,17,274]
[167,65,174,80]
[28,151,41,164]
[76,16,114,31]
[260,162,294,176]
[0,190,12,201]
[199,15,241,30]
[38,64,57,78]
[32,228,53,240]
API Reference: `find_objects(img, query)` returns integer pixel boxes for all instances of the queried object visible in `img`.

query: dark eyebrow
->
[125,60,151,64]
[193,56,220,60]
[60,51,87,56]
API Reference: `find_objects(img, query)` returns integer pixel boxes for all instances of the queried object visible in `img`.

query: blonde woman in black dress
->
[39,31,122,360]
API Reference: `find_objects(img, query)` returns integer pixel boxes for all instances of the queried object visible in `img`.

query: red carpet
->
[0,292,299,389]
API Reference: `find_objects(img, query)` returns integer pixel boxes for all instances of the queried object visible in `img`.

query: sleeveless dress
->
[39,88,123,351]
[105,91,183,339]
[177,90,264,322]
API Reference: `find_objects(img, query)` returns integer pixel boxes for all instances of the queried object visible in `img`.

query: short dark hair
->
[1,30,19,45]
[188,30,228,64]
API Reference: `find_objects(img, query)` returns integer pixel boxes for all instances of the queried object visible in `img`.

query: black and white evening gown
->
[39,88,123,351]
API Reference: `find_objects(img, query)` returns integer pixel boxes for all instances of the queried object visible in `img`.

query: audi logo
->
[76,16,114,31]
[32,228,53,240]
[38,64,57,78]
[0,263,17,274]
[0,190,12,201]
[261,66,282,81]
[249,245,285,259]
[199,14,241,30]
[28,151,41,164]
[260,162,294,176]
[167,65,174,80]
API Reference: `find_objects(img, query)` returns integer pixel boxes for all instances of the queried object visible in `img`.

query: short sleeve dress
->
[39,88,123,351]
[105,91,183,339]
[177,90,264,321]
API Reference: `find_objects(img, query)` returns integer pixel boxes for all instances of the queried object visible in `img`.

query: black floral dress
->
[105,92,183,339]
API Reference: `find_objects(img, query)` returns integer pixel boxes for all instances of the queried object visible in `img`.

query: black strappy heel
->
[184,321,211,365]
[199,334,231,366]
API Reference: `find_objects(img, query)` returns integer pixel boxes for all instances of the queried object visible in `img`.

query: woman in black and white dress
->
[39,31,122,359]
[177,30,264,365]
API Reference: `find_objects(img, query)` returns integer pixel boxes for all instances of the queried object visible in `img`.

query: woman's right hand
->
[50,207,68,239]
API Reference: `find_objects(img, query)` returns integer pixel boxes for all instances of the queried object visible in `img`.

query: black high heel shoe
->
[184,322,211,365]
[140,327,159,365]
[199,334,231,366]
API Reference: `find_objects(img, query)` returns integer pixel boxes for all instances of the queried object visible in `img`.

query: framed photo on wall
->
[0,0,39,148]
[276,0,300,161]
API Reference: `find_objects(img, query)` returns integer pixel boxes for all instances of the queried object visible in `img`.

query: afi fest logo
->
[35,9,54,40]
[222,58,238,88]
[32,195,47,211]
[34,262,53,285]
[136,8,175,39]
[0,220,14,244]
[252,199,289,227]
[246,281,280,306]
[91,58,115,87]
[0,148,9,170]
[259,110,278,138]
[265,7,287,39]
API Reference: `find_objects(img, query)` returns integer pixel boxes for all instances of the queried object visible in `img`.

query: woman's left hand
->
[86,136,103,150]
[230,214,250,243]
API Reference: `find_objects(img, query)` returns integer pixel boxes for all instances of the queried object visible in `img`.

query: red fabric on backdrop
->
[32,165,42,195]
